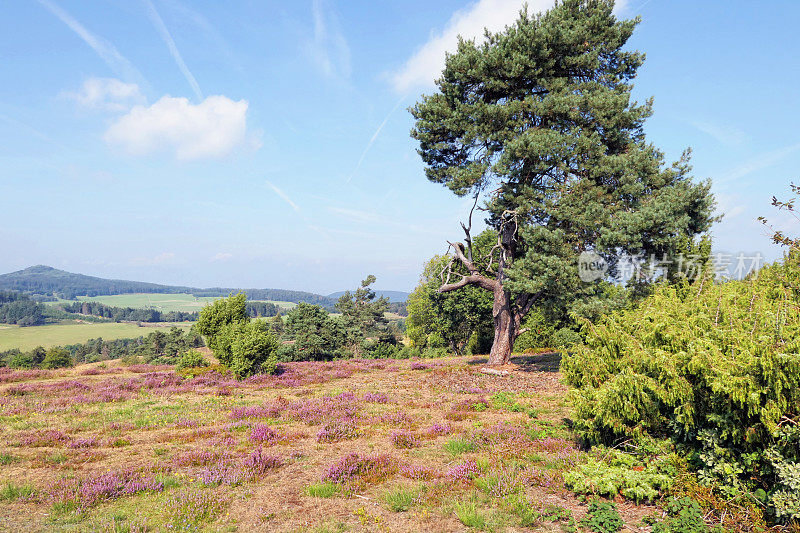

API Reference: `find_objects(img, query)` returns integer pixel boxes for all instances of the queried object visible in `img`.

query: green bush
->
[197,294,279,378]
[580,500,622,533]
[563,253,800,521]
[275,343,298,362]
[226,321,279,378]
[41,347,72,369]
[564,449,673,502]
[7,351,34,369]
[176,349,209,371]
[513,308,556,352]
[651,497,724,533]
[551,327,581,349]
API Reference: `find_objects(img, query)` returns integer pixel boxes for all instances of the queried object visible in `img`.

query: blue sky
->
[1,0,799,294]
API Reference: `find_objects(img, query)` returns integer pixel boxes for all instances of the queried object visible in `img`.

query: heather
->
[0,352,621,531]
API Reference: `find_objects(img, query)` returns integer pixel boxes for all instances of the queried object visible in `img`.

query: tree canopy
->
[410,0,714,364]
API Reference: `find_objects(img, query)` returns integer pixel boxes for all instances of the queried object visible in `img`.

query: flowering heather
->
[172,449,230,467]
[427,423,453,437]
[198,462,249,486]
[48,470,164,508]
[410,362,429,370]
[361,392,389,403]
[524,466,564,490]
[472,422,526,446]
[453,397,490,411]
[284,393,360,425]
[20,429,69,447]
[223,421,250,432]
[390,430,419,449]
[165,488,227,531]
[249,424,281,444]
[446,459,482,481]
[243,448,283,474]
[323,453,397,485]
[399,463,440,480]
[374,410,413,426]
[0,368,49,384]
[316,419,359,443]
[229,402,285,420]
[126,364,173,373]
[530,437,575,454]
[174,418,199,428]
[67,437,99,449]
[108,422,136,431]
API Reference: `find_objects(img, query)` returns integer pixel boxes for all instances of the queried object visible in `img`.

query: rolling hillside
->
[0,266,408,307]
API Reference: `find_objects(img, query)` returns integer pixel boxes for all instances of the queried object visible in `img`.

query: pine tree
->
[411,0,714,364]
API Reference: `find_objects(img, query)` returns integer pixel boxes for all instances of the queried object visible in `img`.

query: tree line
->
[0,265,341,308]
[0,327,204,369]
[0,291,46,326]
[56,300,280,323]
[58,301,198,323]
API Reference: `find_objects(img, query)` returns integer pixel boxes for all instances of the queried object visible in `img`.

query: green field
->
[0,322,191,351]
[49,293,297,313]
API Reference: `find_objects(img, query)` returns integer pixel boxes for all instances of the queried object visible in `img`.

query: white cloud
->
[390,0,628,93]
[143,0,203,101]
[38,0,145,85]
[266,180,301,213]
[104,95,250,159]
[305,0,351,80]
[210,252,233,262]
[68,78,144,111]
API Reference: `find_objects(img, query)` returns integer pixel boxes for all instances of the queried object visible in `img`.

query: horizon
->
[2,1,799,293]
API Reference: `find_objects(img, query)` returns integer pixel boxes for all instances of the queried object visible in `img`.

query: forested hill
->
[327,290,410,303]
[0,265,335,306]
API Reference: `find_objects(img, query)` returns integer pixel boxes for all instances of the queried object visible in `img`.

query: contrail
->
[266,180,301,213]
[346,93,407,183]
[143,0,203,101]
[38,0,145,85]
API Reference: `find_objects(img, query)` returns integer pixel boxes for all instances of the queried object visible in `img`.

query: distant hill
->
[327,290,409,303]
[0,265,336,307]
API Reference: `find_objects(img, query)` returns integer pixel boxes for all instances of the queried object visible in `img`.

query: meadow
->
[0,322,191,351]
[0,352,658,532]
[49,294,297,314]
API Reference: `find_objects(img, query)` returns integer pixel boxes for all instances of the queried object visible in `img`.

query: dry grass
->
[0,353,657,532]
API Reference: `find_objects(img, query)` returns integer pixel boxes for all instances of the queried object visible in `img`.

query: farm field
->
[49,293,298,313]
[0,353,658,532]
[0,322,191,351]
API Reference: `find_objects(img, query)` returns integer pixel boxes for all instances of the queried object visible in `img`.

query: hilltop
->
[0,266,338,307]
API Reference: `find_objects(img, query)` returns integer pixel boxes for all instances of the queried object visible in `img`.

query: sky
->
[1,0,799,294]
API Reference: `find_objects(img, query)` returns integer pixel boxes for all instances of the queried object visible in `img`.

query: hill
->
[0,265,335,307]
[327,290,409,303]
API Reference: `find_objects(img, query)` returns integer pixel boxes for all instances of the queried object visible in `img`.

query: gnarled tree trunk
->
[488,287,516,365]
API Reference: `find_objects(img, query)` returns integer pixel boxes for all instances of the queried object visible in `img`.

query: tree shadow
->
[466,351,562,372]
[511,352,562,372]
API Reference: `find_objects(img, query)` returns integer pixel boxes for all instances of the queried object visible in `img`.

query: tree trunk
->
[488,288,515,365]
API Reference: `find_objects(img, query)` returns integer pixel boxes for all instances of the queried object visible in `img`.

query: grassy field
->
[0,322,191,351]
[0,353,658,532]
[49,293,298,313]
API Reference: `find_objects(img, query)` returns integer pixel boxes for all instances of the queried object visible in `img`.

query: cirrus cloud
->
[67,77,144,111]
[104,95,250,160]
